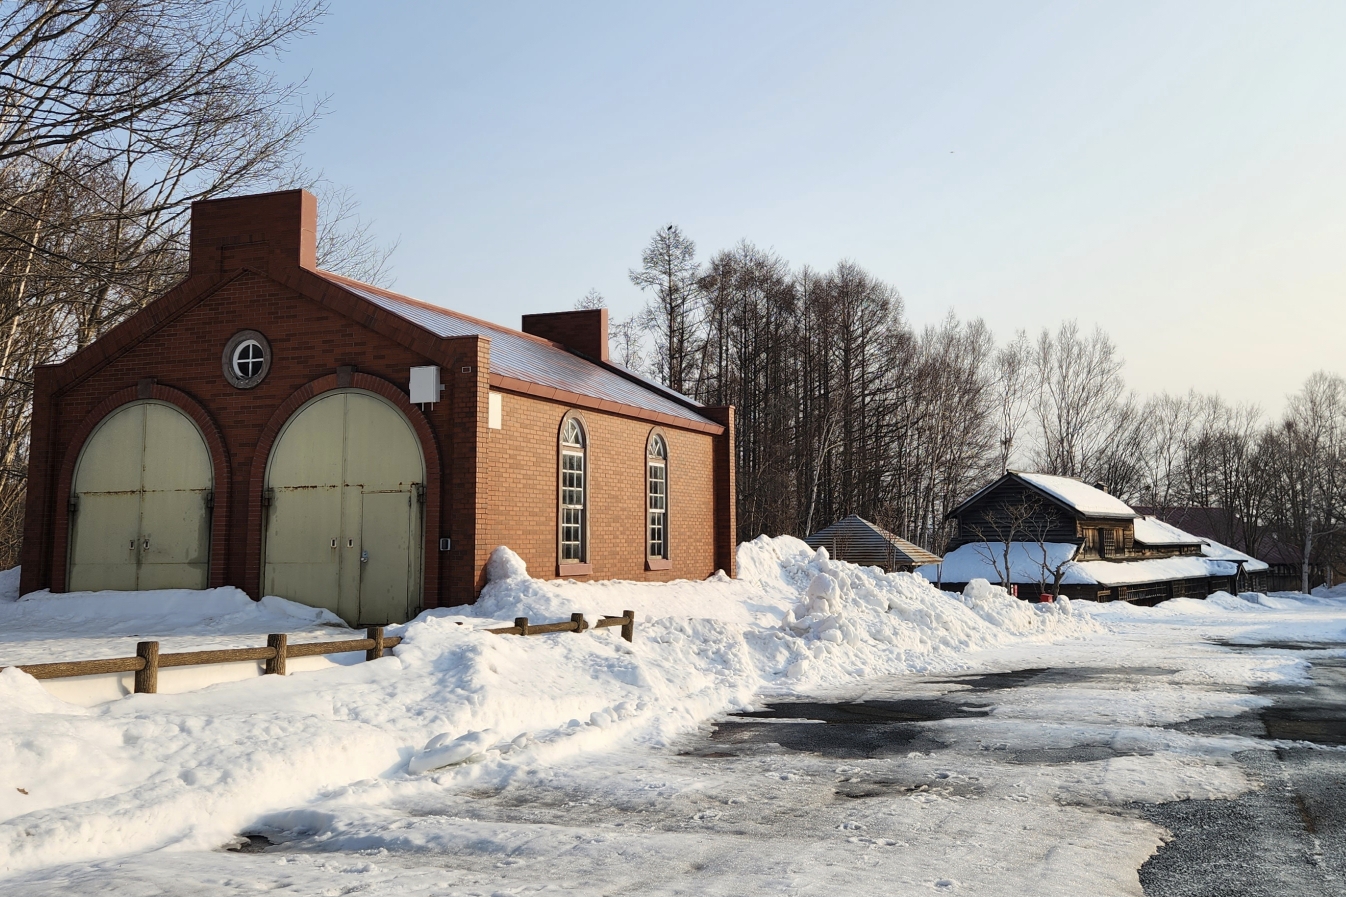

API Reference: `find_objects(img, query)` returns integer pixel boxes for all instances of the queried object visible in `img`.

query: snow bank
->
[0,566,19,602]
[0,540,1097,878]
[0,586,349,669]
[471,537,1097,693]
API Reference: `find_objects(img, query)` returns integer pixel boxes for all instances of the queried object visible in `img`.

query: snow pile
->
[0,585,349,667]
[473,536,1098,692]
[0,537,1097,877]
[0,566,19,602]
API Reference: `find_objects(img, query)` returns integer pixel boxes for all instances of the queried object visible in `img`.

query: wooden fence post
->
[265,634,287,675]
[621,610,634,643]
[366,626,384,661]
[515,616,529,636]
[570,612,588,633]
[134,641,159,694]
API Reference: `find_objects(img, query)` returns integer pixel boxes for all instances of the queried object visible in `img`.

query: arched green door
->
[263,390,424,624]
[68,401,213,591]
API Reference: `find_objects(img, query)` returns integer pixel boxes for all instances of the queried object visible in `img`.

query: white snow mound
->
[0,540,1099,877]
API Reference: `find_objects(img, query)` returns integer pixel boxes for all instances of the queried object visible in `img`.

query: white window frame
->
[647,433,668,560]
[232,339,266,380]
[559,416,587,565]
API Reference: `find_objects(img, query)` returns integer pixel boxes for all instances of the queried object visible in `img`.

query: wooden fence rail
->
[2,610,636,695]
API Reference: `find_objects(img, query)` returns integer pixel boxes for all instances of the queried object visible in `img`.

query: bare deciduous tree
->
[0,0,397,566]
[630,224,703,396]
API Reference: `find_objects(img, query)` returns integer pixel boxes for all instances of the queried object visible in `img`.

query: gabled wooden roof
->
[948,471,1137,521]
[805,515,942,568]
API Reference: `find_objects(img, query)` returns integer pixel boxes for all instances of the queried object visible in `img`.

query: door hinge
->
[262,487,274,507]
[415,482,426,504]
[68,494,78,514]
[206,490,215,509]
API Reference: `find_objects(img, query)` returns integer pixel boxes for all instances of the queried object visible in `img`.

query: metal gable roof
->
[316,271,718,428]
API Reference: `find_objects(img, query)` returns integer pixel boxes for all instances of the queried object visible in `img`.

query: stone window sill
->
[646,557,672,571]
[558,562,592,577]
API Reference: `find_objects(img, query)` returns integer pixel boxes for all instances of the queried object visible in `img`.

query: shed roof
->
[316,271,718,429]
[804,515,942,568]
[1132,515,1204,547]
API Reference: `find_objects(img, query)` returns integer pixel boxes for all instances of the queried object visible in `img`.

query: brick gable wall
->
[21,271,477,603]
[21,268,734,606]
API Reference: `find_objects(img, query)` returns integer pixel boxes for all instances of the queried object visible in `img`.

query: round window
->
[221,330,271,388]
[233,340,265,379]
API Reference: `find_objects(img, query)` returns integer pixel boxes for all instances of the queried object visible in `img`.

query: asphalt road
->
[1137,652,1346,897]
[709,649,1346,897]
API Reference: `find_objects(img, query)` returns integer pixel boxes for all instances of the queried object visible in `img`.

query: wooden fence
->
[3,610,636,695]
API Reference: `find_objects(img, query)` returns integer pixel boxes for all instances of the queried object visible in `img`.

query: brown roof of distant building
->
[805,515,943,569]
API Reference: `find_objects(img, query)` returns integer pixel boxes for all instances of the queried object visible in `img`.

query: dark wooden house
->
[926,472,1268,602]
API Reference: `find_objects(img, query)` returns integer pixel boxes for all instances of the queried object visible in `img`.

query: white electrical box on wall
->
[488,391,502,429]
[409,366,442,404]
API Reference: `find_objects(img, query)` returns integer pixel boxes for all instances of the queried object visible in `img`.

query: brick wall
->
[478,390,721,589]
[520,309,608,361]
[20,268,734,606]
[21,271,473,605]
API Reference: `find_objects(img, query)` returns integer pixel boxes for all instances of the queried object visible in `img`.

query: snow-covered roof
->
[1132,515,1203,547]
[916,542,1092,585]
[1200,539,1269,572]
[1012,472,1136,519]
[315,271,720,429]
[1073,555,1237,586]
[1133,516,1269,572]
[917,538,1266,587]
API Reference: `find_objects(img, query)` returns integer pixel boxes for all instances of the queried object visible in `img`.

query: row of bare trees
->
[1125,376,1346,591]
[606,225,1344,588]
[0,0,392,567]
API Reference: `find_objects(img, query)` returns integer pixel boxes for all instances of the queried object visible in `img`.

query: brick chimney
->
[521,309,609,362]
[189,189,317,276]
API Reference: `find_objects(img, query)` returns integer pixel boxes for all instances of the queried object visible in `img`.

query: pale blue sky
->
[277,1,1346,412]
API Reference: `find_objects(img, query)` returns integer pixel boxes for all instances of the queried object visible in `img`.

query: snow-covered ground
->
[1,538,1344,895]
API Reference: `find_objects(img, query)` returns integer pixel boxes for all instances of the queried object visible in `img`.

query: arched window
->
[647,432,668,560]
[559,416,587,563]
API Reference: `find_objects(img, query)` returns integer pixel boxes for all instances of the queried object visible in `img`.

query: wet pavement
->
[696,648,1346,897]
[1139,652,1346,897]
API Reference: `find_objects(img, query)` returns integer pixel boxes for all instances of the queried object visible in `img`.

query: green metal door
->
[68,402,213,591]
[263,391,424,624]
[359,490,413,624]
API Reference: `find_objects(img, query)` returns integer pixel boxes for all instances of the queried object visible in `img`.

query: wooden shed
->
[804,515,942,572]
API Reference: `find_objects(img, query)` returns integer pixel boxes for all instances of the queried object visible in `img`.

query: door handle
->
[360,550,369,564]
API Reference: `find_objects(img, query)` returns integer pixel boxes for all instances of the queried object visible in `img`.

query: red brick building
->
[19,190,736,624]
